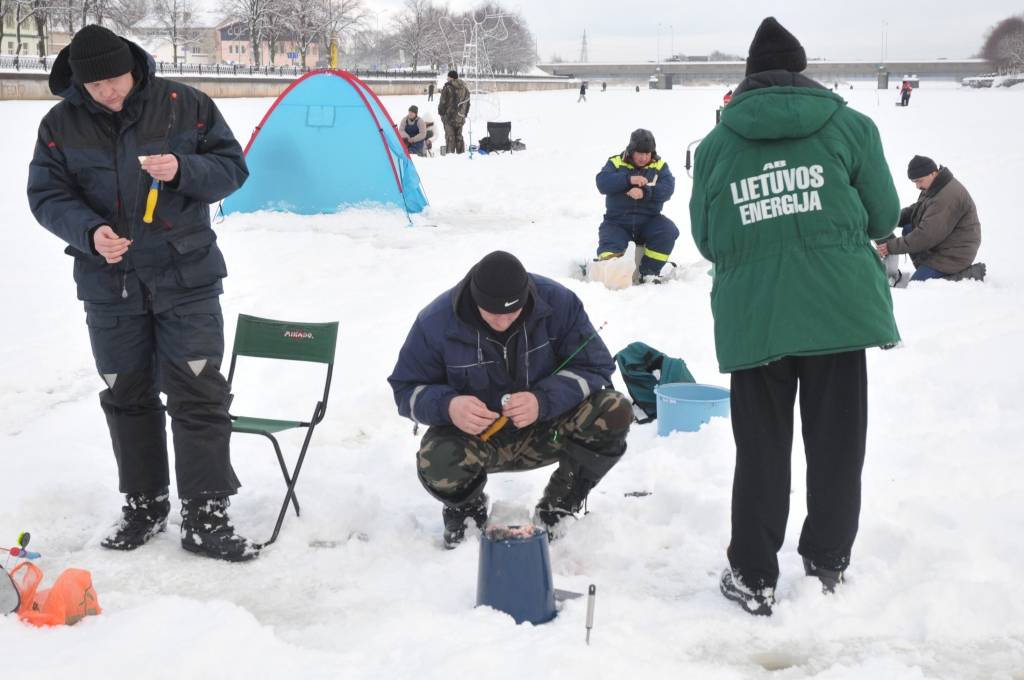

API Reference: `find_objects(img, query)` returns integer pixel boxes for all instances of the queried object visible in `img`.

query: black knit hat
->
[745,17,807,76]
[625,129,656,156]
[69,25,133,84]
[470,251,529,314]
[907,155,938,179]
[408,104,418,113]
[447,69,458,79]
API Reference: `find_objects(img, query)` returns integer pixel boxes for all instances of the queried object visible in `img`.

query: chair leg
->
[259,432,301,517]
[264,420,318,547]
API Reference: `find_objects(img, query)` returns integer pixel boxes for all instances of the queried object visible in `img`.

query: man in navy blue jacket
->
[27,26,255,561]
[595,129,679,283]
[389,252,632,547]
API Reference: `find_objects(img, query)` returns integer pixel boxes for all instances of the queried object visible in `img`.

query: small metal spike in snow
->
[585,584,596,645]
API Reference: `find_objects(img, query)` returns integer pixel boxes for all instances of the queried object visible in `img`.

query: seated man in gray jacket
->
[398,105,429,156]
[877,155,984,284]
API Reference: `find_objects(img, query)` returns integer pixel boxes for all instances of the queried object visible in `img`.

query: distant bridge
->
[537,59,991,83]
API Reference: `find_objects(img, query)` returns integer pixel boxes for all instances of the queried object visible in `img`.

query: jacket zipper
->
[485,329,520,376]
[107,119,130,299]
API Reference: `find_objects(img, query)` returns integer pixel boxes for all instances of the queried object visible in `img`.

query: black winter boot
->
[720,567,775,617]
[803,557,845,594]
[442,493,488,549]
[533,460,597,535]
[101,489,171,550]
[180,497,259,562]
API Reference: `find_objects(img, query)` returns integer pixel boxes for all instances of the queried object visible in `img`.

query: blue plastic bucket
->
[476,526,556,625]
[654,383,731,435]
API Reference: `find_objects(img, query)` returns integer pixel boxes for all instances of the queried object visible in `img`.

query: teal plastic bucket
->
[654,383,730,435]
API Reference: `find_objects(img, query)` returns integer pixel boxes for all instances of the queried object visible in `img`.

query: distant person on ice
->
[900,80,913,106]
[578,81,588,102]
[595,129,679,283]
[427,81,435,102]
[26,25,258,562]
[388,251,631,548]
[438,69,470,155]
[398,104,428,156]
[876,155,983,283]
[689,16,901,616]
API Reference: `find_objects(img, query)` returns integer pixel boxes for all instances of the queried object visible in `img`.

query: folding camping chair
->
[226,314,339,547]
[485,121,513,152]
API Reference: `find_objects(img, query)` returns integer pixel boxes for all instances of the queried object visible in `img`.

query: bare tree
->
[220,0,284,66]
[980,14,1024,73]
[392,0,441,71]
[9,0,50,56]
[150,0,201,63]
[105,0,147,32]
[280,0,322,68]
[320,0,366,65]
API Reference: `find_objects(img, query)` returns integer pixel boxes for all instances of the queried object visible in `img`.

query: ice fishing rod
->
[480,321,608,442]
[142,90,178,224]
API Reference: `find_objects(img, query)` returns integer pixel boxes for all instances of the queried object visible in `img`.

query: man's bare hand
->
[93,225,131,264]
[141,154,179,183]
[502,391,539,428]
[626,187,644,200]
[629,175,649,187]
[876,242,890,258]
[449,395,500,435]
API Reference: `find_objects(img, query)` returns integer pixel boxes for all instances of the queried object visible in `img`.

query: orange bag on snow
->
[10,562,102,626]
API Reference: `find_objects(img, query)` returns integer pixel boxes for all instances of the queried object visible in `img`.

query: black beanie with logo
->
[470,251,529,314]
[69,25,134,84]
[745,17,807,76]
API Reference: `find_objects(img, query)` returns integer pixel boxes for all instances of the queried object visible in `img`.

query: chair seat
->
[232,416,305,434]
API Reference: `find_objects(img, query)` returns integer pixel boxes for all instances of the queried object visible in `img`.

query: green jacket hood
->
[722,85,845,141]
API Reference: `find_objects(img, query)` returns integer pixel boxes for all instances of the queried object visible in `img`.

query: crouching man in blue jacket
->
[389,251,632,547]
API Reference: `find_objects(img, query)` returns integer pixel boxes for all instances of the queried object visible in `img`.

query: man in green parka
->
[689,17,900,616]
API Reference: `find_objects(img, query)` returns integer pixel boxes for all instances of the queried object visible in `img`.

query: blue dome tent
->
[223,70,428,216]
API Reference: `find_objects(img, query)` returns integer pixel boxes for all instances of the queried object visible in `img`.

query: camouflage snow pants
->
[417,389,632,503]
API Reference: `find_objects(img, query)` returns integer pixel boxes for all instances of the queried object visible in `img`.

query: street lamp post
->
[372,9,389,71]
[656,22,661,65]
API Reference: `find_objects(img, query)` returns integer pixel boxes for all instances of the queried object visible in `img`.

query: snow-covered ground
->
[1,81,1022,679]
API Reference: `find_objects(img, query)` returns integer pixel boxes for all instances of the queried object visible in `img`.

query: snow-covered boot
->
[101,489,170,550]
[442,493,488,549]
[802,557,844,594]
[533,460,597,537]
[720,567,774,617]
[180,497,259,562]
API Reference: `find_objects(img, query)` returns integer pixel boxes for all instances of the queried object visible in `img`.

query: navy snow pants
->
[597,213,679,275]
[86,296,239,499]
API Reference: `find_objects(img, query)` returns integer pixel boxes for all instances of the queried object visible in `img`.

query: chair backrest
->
[231,314,339,364]
[487,121,511,145]
[228,315,340,422]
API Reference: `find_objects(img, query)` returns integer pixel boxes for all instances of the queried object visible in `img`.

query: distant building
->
[217,21,320,67]
[130,11,222,65]
[1,12,48,56]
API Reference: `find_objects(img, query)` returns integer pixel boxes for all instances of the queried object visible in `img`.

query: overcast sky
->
[374,0,1022,63]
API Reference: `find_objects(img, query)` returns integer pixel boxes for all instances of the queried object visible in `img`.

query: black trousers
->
[727,350,867,589]
[86,296,239,499]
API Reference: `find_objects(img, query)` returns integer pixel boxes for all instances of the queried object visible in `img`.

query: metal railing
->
[0,55,566,81]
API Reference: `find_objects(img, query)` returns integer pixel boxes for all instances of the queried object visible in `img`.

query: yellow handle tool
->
[479,415,508,442]
[142,178,160,224]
